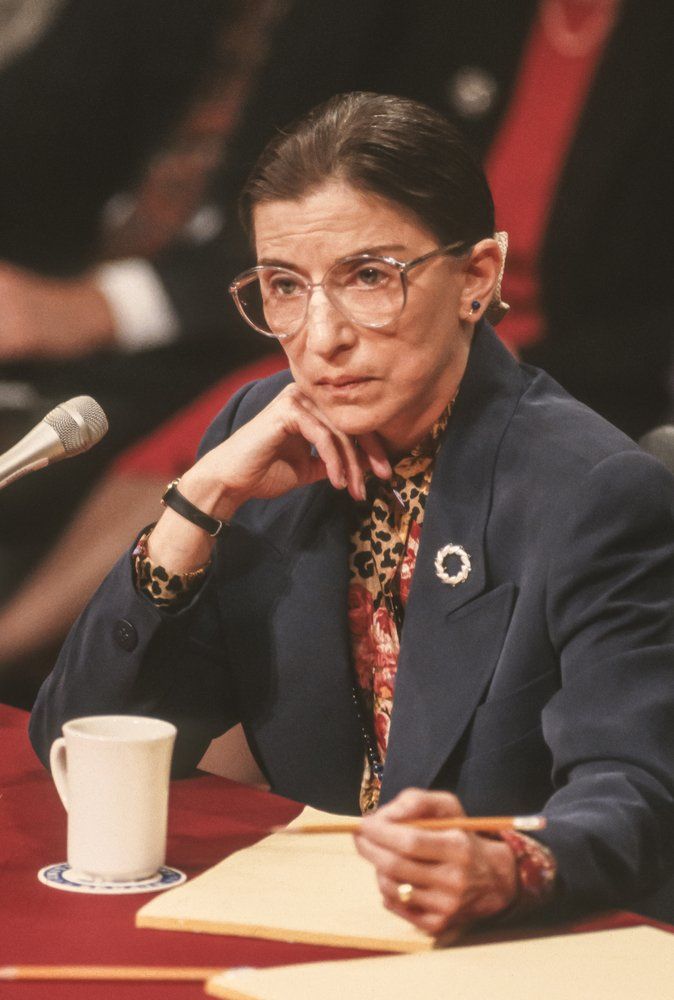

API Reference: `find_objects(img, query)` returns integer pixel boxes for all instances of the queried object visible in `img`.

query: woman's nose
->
[304,286,356,355]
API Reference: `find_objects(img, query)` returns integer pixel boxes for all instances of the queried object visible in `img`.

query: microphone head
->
[43,396,109,456]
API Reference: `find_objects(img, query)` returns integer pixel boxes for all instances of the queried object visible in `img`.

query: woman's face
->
[253,179,475,454]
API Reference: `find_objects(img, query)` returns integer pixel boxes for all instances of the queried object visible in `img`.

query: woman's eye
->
[270,277,300,296]
[355,266,386,287]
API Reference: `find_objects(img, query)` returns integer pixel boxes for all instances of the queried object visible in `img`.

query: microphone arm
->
[0,423,65,490]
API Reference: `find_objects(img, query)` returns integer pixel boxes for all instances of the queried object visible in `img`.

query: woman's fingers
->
[377,873,463,928]
[292,393,367,500]
[203,382,393,507]
[293,396,395,497]
[356,826,494,934]
[355,832,465,933]
[358,817,472,865]
[289,404,351,491]
[253,384,394,502]
[355,791,519,933]
[355,431,392,480]
[387,904,452,937]
[353,789,512,934]
[336,432,368,500]
[376,787,466,821]
[355,831,437,886]
[355,790,470,871]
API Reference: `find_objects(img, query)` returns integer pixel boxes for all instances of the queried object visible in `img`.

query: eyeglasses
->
[228,240,470,339]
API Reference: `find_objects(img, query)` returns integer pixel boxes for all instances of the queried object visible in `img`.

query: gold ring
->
[396,882,414,905]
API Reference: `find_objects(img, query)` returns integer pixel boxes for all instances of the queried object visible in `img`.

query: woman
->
[30,93,673,930]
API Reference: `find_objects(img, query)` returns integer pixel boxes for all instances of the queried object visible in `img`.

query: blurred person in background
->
[0,0,285,595]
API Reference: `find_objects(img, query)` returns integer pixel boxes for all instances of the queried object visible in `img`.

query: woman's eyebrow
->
[257,257,299,269]
[348,243,407,256]
[257,245,408,269]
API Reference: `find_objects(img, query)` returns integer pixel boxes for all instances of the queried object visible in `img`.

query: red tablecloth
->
[0,704,668,999]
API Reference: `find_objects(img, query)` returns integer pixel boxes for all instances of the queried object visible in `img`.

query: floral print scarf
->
[347,405,451,813]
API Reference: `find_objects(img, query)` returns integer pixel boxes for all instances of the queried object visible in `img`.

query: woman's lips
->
[316,376,376,397]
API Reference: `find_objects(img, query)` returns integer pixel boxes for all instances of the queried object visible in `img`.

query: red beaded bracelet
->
[499,831,558,912]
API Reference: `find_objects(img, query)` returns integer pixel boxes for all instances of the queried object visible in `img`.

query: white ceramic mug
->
[49,715,177,882]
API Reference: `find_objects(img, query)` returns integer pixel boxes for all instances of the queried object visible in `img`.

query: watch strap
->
[161,479,224,537]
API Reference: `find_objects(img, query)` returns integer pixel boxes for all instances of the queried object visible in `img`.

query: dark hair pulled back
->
[239,91,494,247]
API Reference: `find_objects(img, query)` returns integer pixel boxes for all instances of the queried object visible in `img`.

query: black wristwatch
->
[161,479,225,537]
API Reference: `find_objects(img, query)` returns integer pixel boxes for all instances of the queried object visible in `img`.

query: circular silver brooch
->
[434,543,471,586]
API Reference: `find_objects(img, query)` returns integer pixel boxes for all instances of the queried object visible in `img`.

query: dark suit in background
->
[0,0,267,585]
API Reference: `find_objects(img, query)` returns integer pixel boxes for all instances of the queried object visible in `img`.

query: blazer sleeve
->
[536,449,674,907]
[28,378,268,776]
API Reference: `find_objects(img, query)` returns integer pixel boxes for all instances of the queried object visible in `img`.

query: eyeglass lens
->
[235,258,406,337]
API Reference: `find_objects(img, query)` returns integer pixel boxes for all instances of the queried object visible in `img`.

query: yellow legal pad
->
[136,806,449,951]
[204,926,673,1000]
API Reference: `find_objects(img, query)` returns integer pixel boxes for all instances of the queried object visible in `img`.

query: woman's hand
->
[354,789,518,935]
[191,382,391,512]
[147,383,392,572]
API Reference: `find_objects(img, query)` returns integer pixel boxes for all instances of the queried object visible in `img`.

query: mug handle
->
[49,737,69,810]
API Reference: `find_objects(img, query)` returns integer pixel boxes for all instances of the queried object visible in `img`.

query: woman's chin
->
[321,403,385,439]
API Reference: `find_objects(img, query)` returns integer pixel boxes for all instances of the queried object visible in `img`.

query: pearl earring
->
[470,299,481,312]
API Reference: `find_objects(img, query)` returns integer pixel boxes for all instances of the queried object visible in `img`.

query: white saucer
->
[38,862,187,894]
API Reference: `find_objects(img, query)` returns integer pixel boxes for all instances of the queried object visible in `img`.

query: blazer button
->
[114,619,138,651]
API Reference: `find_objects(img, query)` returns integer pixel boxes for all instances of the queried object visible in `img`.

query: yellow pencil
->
[0,965,224,982]
[274,814,546,835]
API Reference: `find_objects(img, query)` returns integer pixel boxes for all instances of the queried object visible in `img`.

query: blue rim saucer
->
[37,863,187,894]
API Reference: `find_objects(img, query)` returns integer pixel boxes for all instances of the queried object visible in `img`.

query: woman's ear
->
[459,239,502,323]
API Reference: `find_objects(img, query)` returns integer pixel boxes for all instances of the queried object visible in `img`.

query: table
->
[1,704,669,999]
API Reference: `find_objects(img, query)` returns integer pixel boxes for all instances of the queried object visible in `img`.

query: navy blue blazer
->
[30,325,674,914]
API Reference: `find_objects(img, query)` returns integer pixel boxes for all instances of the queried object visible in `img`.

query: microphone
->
[639,425,674,475]
[0,396,109,491]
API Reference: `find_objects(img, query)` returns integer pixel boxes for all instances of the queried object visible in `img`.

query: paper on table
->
[205,926,674,1000]
[136,805,450,951]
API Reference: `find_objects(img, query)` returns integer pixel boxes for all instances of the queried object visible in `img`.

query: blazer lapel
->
[229,481,365,813]
[381,326,524,802]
